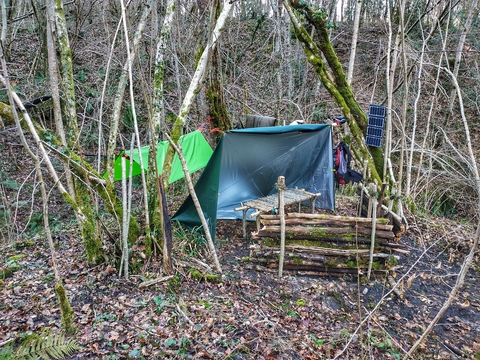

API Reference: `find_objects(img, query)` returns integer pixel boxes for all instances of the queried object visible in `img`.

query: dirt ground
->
[1,199,480,359]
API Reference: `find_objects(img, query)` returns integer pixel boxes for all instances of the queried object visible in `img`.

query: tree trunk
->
[1,36,75,333]
[147,0,176,260]
[406,62,480,358]
[162,0,233,187]
[166,134,221,273]
[53,0,104,263]
[282,0,382,183]
[347,0,362,84]
[105,1,151,184]
[205,0,231,144]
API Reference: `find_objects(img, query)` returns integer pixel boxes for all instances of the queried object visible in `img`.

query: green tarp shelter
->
[110,130,213,183]
[173,124,334,239]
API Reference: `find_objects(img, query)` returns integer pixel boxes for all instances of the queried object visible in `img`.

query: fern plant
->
[0,329,82,360]
[0,345,13,360]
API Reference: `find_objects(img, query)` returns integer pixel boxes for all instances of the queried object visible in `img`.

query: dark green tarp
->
[109,130,213,184]
[172,124,334,238]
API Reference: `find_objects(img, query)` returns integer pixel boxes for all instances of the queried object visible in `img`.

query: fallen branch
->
[387,275,404,300]
[138,275,175,289]
[176,303,196,327]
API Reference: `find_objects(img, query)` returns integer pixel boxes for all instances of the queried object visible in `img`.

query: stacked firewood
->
[249,213,407,275]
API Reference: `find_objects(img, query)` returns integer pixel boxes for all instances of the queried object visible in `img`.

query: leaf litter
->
[1,201,479,359]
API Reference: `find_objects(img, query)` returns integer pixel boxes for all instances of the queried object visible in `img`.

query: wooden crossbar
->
[234,188,320,238]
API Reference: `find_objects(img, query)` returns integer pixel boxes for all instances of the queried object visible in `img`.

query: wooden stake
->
[367,184,377,279]
[278,176,286,277]
[358,160,368,216]
[120,156,129,279]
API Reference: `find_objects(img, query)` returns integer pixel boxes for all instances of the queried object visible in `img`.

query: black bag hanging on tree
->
[333,142,363,186]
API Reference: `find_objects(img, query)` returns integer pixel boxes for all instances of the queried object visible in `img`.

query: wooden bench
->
[234,188,320,238]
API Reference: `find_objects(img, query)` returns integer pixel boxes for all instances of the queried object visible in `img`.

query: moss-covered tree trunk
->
[283,0,383,183]
[53,0,104,263]
[206,50,232,143]
[147,0,176,267]
[205,0,232,144]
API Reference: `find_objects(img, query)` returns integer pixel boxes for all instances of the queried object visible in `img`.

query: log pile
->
[357,184,406,239]
[249,213,407,276]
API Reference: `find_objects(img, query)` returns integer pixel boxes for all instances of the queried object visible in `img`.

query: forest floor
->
[1,196,480,360]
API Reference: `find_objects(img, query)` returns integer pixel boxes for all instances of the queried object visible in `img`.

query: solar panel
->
[365,104,386,147]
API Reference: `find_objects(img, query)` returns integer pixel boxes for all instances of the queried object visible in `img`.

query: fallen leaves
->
[1,213,479,359]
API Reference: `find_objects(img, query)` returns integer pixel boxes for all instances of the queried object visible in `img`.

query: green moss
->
[76,183,104,264]
[61,192,77,209]
[0,267,16,279]
[292,257,303,265]
[306,227,327,237]
[346,259,356,268]
[386,255,398,268]
[205,82,231,142]
[188,268,221,283]
[0,102,14,124]
[55,281,75,334]
[194,45,205,69]
[7,254,26,262]
[14,240,35,249]
[322,256,384,270]
[295,298,307,307]
[167,274,182,294]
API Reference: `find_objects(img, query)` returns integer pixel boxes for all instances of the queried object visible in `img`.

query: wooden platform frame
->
[234,188,320,238]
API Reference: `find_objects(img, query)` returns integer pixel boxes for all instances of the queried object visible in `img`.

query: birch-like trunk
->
[105,2,152,183]
[46,0,82,230]
[0,74,84,219]
[346,0,362,84]
[414,14,451,194]
[404,48,420,201]
[166,134,222,273]
[383,0,404,182]
[406,3,450,199]
[2,6,75,333]
[1,37,75,331]
[273,0,283,120]
[162,0,234,185]
[101,1,151,251]
[118,0,152,254]
[395,0,407,220]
